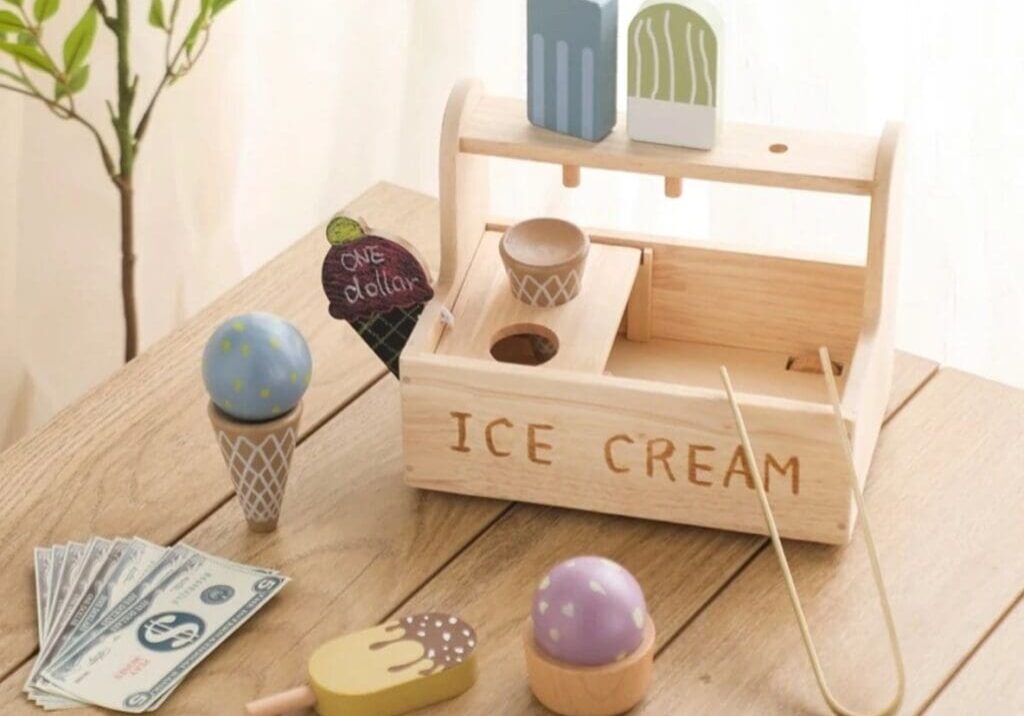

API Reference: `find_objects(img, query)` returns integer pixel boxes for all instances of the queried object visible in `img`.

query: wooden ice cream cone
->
[208,401,302,532]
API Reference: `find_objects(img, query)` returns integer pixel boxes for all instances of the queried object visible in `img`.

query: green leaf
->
[61,5,95,73]
[211,0,234,16]
[148,0,165,29]
[0,10,24,32]
[0,40,54,73]
[16,29,32,43]
[2,0,24,7]
[32,0,57,23]
[54,60,85,97]
[67,59,86,89]
[183,1,210,54]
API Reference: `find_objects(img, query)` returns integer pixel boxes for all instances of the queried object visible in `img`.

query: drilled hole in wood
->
[786,353,844,376]
[491,324,559,366]
[769,143,789,154]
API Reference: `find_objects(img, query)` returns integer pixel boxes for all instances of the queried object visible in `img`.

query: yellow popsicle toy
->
[245,613,478,716]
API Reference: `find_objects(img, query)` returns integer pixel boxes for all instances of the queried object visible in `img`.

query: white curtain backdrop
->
[2,0,1022,447]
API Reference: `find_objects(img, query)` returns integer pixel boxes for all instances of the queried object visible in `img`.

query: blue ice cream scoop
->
[202,312,312,422]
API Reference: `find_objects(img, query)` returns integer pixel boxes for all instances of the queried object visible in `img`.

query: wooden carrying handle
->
[245,685,317,716]
[719,348,905,716]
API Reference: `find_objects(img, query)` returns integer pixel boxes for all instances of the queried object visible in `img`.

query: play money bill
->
[41,546,287,712]
[27,538,113,709]
[33,548,52,644]
[29,539,168,706]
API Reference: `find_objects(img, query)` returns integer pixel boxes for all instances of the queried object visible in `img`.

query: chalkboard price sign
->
[321,231,434,377]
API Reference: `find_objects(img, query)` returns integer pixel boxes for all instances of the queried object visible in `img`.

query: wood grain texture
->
[388,353,936,715]
[462,97,880,195]
[925,593,1024,715]
[640,369,1024,715]
[403,352,856,543]
[606,338,848,404]
[0,182,439,680]
[407,79,489,359]
[485,221,868,360]
[625,248,654,343]
[436,232,640,372]
[0,379,506,714]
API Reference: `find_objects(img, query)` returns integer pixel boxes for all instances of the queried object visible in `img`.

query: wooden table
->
[1,183,1021,715]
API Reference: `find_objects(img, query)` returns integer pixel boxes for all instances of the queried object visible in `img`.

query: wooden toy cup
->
[499,218,589,307]
[523,617,656,716]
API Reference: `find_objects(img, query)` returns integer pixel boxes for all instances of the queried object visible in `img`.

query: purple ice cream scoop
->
[531,556,648,667]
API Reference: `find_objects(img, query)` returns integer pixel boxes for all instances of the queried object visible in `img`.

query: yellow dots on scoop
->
[240,343,251,357]
[304,372,311,386]
[233,378,244,393]
[223,399,233,410]
[232,321,246,333]
[259,388,271,399]
[220,338,232,353]
[272,405,282,415]
[269,336,281,350]
[290,371,298,385]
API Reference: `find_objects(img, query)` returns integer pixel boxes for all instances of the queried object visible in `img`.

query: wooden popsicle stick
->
[664,177,682,198]
[718,348,905,716]
[562,164,581,188]
[245,685,316,716]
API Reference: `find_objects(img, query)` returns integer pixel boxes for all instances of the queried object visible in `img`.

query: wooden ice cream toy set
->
[401,78,904,548]
[211,2,908,715]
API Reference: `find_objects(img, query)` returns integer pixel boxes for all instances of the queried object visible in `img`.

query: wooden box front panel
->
[402,355,856,544]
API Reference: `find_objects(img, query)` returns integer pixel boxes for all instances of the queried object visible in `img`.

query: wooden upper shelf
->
[460,96,881,195]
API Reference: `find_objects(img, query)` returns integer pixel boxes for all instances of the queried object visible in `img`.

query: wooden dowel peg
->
[245,685,317,716]
[562,164,581,188]
[664,177,682,198]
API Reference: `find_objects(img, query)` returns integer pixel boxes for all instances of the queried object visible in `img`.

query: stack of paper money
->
[27,537,288,712]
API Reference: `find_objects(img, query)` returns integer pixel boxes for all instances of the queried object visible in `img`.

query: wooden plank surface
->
[924,593,1024,714]
[436,232,640,373]
[462,97,880,195]
[641,368,1024,715]
[0,182,439,681]
[10,177,1014,716]
[485,221,867,360]
[389,353,936,715]
[0,378,508,714]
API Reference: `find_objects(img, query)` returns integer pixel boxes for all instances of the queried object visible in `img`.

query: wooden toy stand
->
[401,79,903,545]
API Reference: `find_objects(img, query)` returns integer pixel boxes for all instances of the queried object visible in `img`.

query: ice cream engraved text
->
[447,411,801,495]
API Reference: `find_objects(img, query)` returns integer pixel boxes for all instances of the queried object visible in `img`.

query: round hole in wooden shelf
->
[769,143,789,154]
[490,324,559,367]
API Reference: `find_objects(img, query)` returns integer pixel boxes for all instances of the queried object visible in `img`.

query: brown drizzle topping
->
[369,612,477,676]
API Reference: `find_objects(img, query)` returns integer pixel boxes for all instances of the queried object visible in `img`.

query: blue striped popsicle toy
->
[527,0,618,142]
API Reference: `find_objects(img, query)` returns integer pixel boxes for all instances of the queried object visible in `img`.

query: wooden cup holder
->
[522,618,656,716]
